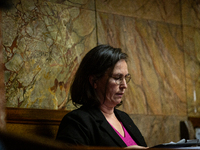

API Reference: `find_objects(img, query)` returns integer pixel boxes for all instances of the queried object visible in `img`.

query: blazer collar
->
[84,106,127,147]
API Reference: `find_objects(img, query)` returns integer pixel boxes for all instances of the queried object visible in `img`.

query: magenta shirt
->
[109,122,137,147]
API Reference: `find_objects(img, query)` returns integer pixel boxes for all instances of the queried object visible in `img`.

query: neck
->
[99,104,115,118]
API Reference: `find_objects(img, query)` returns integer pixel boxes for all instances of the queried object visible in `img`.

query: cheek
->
[106,84,117,97]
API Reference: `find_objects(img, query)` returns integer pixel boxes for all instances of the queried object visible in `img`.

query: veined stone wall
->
[0,10,6,129]
[2,0,96,110]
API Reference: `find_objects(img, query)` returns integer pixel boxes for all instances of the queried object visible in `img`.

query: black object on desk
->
[152,139,200,148]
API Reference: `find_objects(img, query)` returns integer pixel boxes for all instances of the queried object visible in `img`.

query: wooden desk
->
[0,130,200,150]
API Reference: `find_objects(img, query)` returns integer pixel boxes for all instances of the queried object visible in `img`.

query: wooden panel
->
[6,107,70,124]
[189,117,200,128]
[5,107,70,139]
[6,123,59,139]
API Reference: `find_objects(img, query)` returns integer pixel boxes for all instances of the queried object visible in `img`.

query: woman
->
[56,45,147,148]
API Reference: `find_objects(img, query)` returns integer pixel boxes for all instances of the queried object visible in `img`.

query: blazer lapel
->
[100,119,127,147]
[87,107,127,147]
[115,109,144,146]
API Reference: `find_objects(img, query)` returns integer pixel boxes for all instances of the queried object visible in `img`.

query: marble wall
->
[183,0,200,117]
[0,10,6,129]
[1,0,200,147]
[2,0,96,110]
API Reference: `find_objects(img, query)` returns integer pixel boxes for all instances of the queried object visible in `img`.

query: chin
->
[114,99,122,105]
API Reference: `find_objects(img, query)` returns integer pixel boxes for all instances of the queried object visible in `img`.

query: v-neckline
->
[109,121,125,138]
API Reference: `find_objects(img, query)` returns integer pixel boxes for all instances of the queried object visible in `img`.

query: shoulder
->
[62,106,91,120]
[56,107,99,145]
[67,106,89,115]
[61,106,103,124]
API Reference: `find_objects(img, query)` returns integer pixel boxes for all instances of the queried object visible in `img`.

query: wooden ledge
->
[6,107,70,125]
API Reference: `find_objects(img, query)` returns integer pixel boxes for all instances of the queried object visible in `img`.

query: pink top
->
[109,122,137,147]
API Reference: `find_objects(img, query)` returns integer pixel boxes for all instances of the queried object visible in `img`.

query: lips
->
[116,93,124,97]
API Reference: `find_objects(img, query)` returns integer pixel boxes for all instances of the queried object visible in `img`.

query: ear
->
[89,76,97,89]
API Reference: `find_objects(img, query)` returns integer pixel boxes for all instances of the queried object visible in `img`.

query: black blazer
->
[56,106,147,147]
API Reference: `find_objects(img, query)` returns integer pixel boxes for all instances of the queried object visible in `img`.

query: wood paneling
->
[6,107,69,139]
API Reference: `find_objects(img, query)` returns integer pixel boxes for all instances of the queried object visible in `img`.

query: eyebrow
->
[112,73,130,77]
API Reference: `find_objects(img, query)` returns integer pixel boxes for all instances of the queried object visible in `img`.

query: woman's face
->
[95,59,129,108]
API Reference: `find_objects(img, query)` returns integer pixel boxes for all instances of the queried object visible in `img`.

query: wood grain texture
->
[6,107,69,139]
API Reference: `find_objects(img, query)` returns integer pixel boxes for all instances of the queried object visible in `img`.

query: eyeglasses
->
[111,74,131,85]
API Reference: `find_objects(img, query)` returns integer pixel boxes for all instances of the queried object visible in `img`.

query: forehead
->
[112,59,128,74]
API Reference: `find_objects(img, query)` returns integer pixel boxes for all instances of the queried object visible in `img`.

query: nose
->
[120,78,128,89]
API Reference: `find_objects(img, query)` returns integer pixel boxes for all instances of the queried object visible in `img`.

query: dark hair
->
[70,44,128,107]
